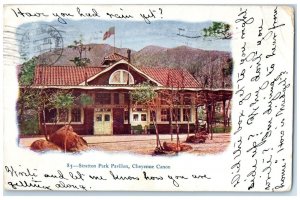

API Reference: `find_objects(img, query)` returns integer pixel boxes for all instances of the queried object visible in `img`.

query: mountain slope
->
[37,44,232,88]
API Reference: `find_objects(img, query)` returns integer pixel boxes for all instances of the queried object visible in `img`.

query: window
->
[183,94,191,105]
[133,114,139,121]
[150,110,156,122]
[71,108,81,122]
[110,71,121,83]
[114,93,119,105]
[58,108,69,122]
[183,108,191,121]
[160,93,169,105]
[216,104,221,112]
[124,93,130,104]
[45,108,57,123]
[104,114,110,121]
[95,93,111,104]
[96,114,102,122]
[124,111,129,121]
[109,70,134,84]
[133,108,147,112]
[123,71,132,84]
[161,108,170,122]
[172,108,181,121]
[141,114,147,121]
[45,108,83,124]
[174,94,181,105]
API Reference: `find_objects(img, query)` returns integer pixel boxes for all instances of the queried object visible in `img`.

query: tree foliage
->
[69,57,91,67]
[18,89,42,113]
[130,82,157,104]
[68,38,92,67]
[129,82,163,150]
[203,22,232,39]
[224,58,233,76]
[18,89,51,138]
[18,57,37,85]
[49,91,75,109]
[79,93,93,107]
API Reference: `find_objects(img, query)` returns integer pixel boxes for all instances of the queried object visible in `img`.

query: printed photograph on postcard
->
[2,4,294,192]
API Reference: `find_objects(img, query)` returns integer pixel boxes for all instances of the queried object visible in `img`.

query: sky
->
[16,19,231,60]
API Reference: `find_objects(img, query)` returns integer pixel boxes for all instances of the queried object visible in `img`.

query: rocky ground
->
[19,133,230,155]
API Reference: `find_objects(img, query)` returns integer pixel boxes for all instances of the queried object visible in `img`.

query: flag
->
[103,27,115,40]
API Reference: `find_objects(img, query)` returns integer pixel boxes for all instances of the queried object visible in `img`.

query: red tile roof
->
[102,53,128,64]
[33,64,200,88]
[139,67,200,88]
[34,66,104,85]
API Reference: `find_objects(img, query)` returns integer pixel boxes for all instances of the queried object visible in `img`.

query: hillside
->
[37,44,232,88]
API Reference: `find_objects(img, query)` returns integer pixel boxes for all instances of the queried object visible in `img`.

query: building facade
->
[32,53,208,135]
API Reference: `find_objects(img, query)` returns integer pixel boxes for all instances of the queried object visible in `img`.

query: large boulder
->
[180,143,193,151]
[186,135,205,143]
[55,125,73,134]
[49,125,88,152]
[186,132,208,143]
[163,142,181,152]
[30,139,62,152]
[163,142,193,152]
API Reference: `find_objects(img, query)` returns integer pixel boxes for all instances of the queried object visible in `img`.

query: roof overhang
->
[23,85,232,93]
[79,59,163,86]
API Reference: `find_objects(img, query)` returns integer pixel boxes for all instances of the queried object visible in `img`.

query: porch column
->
[223,99,227,132]
[210,101,215,140]
[195,106,198,132]
[206,103,210,133]
[128,93,131,134]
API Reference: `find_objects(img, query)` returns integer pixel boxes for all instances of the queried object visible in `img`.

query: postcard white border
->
[1,0,299,199]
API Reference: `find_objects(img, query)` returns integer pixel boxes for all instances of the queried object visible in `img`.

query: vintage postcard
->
[2,4,294,192]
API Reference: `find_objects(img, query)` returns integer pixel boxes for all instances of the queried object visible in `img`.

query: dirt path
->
[19,133,231,155]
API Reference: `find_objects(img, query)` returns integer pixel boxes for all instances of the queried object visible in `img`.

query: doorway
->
[94,109,112,135]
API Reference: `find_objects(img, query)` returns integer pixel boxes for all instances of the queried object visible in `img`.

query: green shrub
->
[19,114,39,135]
[131,125,143,134]
[212,126,231,133]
